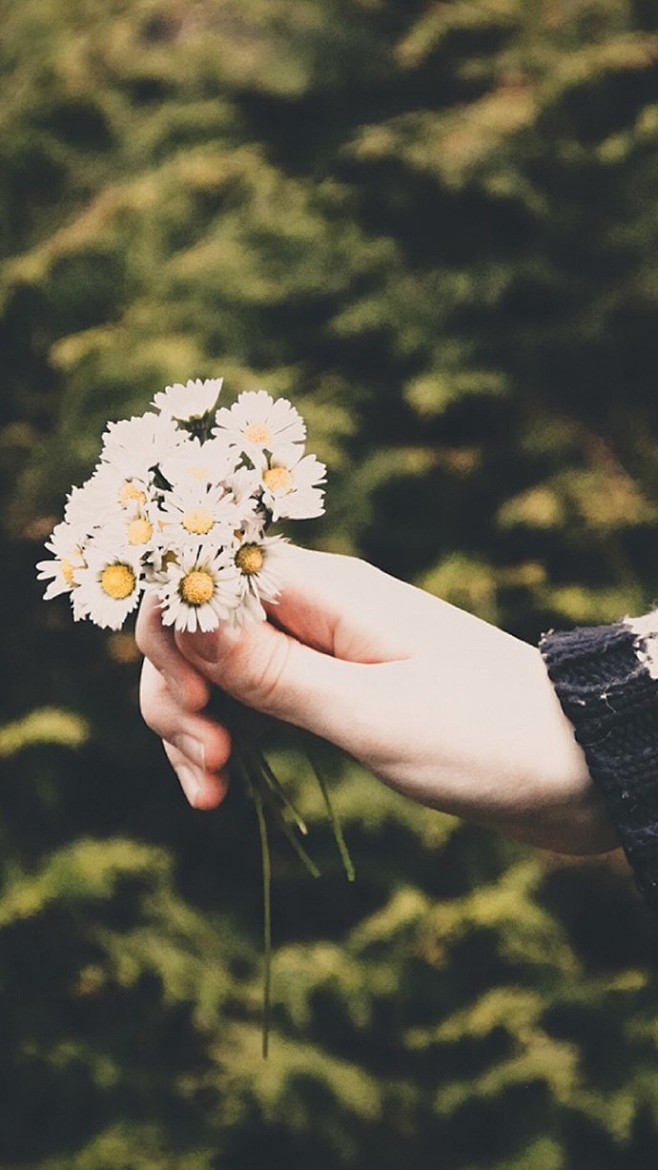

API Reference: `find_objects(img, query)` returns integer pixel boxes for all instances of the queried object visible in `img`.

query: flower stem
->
[305,741,355,882]
[238,757,272,1060]
[210,693,354,1057]
[253,785,272,1061]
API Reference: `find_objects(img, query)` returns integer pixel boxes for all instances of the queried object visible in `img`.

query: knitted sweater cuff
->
[540,612,658,911]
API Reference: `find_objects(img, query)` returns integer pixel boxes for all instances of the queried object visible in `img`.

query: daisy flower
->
[157,480,244,550]
[215,390,306,459]
[259,444,326,522]
[79,463,155,526]
[233,534,286,622]
[72,543,144,630]
[157,546,242,633]
[36,520,87,600]
[152,377,223,423]
[157,433,236,491]
[100,412,183,481]
[102,504,159,555]
[63,474,119,533]
[224,465,265,534]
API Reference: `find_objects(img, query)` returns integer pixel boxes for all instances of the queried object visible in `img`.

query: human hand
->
[136,546,616,855]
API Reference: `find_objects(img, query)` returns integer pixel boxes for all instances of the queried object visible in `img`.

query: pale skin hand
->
[136,546,617,856]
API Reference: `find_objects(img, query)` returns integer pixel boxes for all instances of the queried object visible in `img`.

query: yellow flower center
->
[127,517,153,546]
[62,558,77,586]
[235,544,264,576]
[119,482,147,508]
[180,569,214,606]
[182,507,214,535]
[244,422,273,444]
[263,466,293,493]
[101,563,136,600]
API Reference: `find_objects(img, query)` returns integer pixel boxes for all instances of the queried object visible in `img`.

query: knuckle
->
[244,636,293,714]
[139,662,166,732]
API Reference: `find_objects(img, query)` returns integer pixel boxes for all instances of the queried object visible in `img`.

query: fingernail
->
[186,626,240,662]
[174,734,206,770]
[176,763,205,808]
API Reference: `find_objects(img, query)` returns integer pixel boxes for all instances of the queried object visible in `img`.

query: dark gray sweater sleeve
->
[540,613,658,912]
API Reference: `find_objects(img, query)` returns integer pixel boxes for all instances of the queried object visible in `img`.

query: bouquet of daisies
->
[37,376,352,1056]
[37,377,326,632]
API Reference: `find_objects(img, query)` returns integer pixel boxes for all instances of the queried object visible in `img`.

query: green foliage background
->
[3,0,658,1165]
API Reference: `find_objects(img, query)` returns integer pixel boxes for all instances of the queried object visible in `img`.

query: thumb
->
[175,611,370,745]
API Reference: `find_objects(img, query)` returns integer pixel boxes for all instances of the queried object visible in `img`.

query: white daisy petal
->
[72,543,144,630]
[152,377,223,422]
[156,480,243,551]
[36,521,87,600]
[64,475,115,532]
[215,390,306,458]
[157,433,237,489]
[233,535,286,622]
[157,547,242,633]
[78,463,156,525]
[259,446,326,522]
[100,413,183,480]
[101,505,161,556]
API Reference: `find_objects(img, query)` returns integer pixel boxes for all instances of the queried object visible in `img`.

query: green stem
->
[242,741,309,836]
[248,770,272,1060]
[238,744,320,878]
[305,742,355,883]
[211,694,355,1059]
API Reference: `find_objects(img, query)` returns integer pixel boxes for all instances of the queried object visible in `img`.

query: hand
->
[136,546,616,855]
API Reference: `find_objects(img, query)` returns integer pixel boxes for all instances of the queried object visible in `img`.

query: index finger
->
[135,591,211,712]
